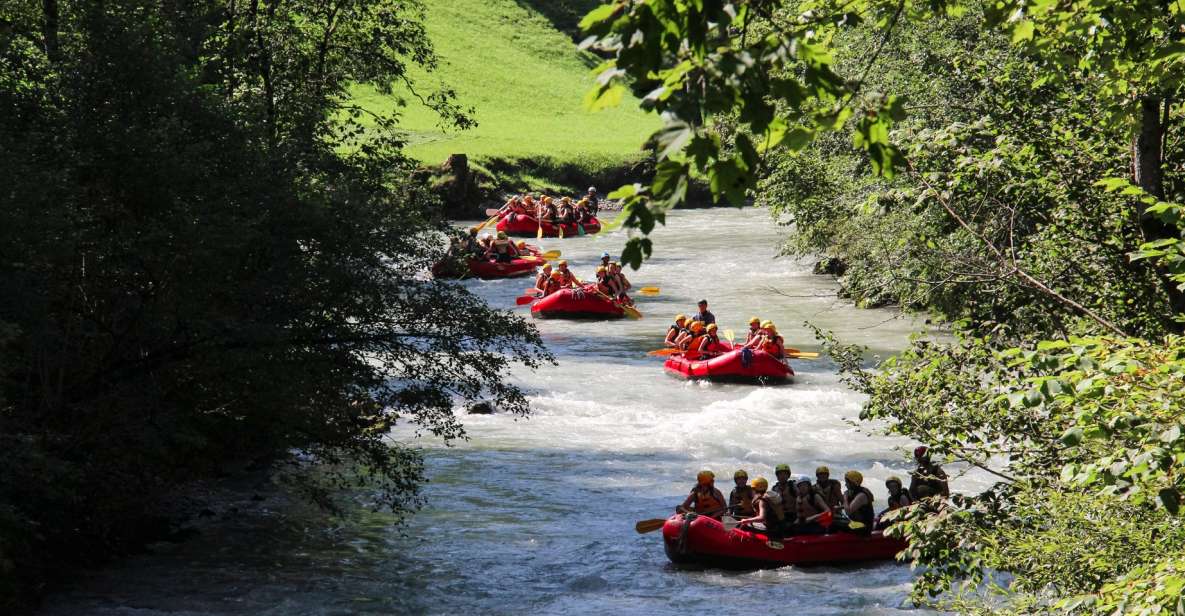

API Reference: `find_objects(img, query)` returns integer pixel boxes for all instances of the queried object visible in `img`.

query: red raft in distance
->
[496,214,602,238]
[530,287,625,319]
[661,513,906,569]
[664,346,793,384]
[432,257,538,280]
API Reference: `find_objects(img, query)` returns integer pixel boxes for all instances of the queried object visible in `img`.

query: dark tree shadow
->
[513,0,607,39]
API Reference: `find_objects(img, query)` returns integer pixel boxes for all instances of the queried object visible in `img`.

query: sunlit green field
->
[352,0,656,172]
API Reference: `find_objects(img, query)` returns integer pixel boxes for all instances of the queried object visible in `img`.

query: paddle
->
[723,329,735,345]
[485,208,501,216]
[515,294,538,306]
[786,351,820,359]
[722,515,740,532]
[636,286,660,296]
[472,214,499,233]
[647,348,682,357]
[536,219,544,240]
[577,222,586,236]
[539,249,560,260]
[634,519,667,534]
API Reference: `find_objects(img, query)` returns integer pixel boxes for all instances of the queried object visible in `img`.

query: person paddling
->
[791,477,831,535]
[876,475,912,530]
[744,317,762,344]
[814,465,844,511]
[841,471,874,534]
[737,477,784,539]
[771,464,796,527]
[555,260,577,288]
[665,315,689,347]
[909,446,950,500]
[694,323,722,358]
[728,469,756,517]
[676,470,726,520]
[599,251,611,269]
[533,263,553,295]
[606,262,633,305]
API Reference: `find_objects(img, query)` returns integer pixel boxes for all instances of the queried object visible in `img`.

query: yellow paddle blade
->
[635,518,668,534]
[558,225,565,239]
[787,351,820,359]
[472,214,498,233]
[637,287,660,295]
[848,520,866,530]
[723,329,735,344]
[540,250,561,259]
[623,305,643,320]
[536,222,544,240]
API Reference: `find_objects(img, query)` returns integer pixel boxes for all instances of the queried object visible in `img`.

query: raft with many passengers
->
[432,257,539,280]
[530,286,625,319]
[664,345,794,383]
[662,513,906,569]
[496,214,602,238]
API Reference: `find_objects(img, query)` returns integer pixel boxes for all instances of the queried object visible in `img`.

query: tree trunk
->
[43,0,59,61]
[1132,96,1185,325]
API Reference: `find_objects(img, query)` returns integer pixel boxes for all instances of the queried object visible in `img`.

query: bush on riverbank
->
[0,1,549,611]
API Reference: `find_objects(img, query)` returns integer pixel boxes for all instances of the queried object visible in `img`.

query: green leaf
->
[1011,21,1035,44]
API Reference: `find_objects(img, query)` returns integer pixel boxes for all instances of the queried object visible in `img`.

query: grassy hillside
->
[353,0,656,181]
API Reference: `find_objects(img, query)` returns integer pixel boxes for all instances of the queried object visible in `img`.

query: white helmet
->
[588,186,597,193]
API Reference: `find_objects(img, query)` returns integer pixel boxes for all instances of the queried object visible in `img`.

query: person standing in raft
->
[585,186,599,217]
[694,299,716,325]
[677,470,727,519]
[841,471,874,534]
[814,466,844,511]
[791,477,832,535]
[876,475,913,530]
[665,315,688,347]
[909,446,950,500]
[738,477,784,539]
[728,469,756,517]
[533,263,553,296]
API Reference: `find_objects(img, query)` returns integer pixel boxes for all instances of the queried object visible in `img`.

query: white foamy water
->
[40,208,985,615]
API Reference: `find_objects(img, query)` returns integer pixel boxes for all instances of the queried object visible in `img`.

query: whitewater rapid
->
[40,208,980,615]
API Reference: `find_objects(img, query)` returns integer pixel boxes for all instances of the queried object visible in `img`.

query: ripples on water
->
[41,208,981,615]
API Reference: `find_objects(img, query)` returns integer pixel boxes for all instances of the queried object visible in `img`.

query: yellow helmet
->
[844,470,864,485]
[696,470,715,484]
[885,475,903,486]
[749,317,761,325]
[775,463,791,474]
[596,266,606,273]
[750,477,769,491]
[675,314,687,323]
[733,469,748,479]
[516,241,526,249]
[815,465,830,475]
[706,323,718,332]
[767,324,778,333]
[557,260,568,267]
[760,320,774,329]
[541,263,552,270]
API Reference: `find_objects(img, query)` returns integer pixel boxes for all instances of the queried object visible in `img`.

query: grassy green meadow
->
[352,0,656,182]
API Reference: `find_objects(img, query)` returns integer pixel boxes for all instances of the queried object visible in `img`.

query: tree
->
[0,0,547,610]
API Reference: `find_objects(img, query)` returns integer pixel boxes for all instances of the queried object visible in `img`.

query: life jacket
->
[699,334,720,352]
[772,481,795,519]
[665,324,684,344]
[816,479,842,508]
[691,485,725,516]
[493,239,512,254]
[846,487,875,528]
[557,269,575,286]
[763,335,785,357]
[543,277,561,296]
[534,272,551,289]
[757,493,784,523]
[887,490,910,510]
[683,334,706,353]
[796,491,826,521]
[730,486,756,517]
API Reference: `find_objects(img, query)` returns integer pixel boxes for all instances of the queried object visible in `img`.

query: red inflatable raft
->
[530,287,625,319]
[664,346,794,384]
[496,214,602,238]
[432,257,538,280]
[661,514,906,569]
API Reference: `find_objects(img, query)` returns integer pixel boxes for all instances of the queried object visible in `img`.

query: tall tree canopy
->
[0,0,547,609]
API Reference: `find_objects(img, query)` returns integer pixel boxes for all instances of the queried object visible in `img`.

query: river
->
[40,207,982,615]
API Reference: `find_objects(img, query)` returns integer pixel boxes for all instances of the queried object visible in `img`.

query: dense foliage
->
[581,0,1185,612]
[0,0,548,610]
